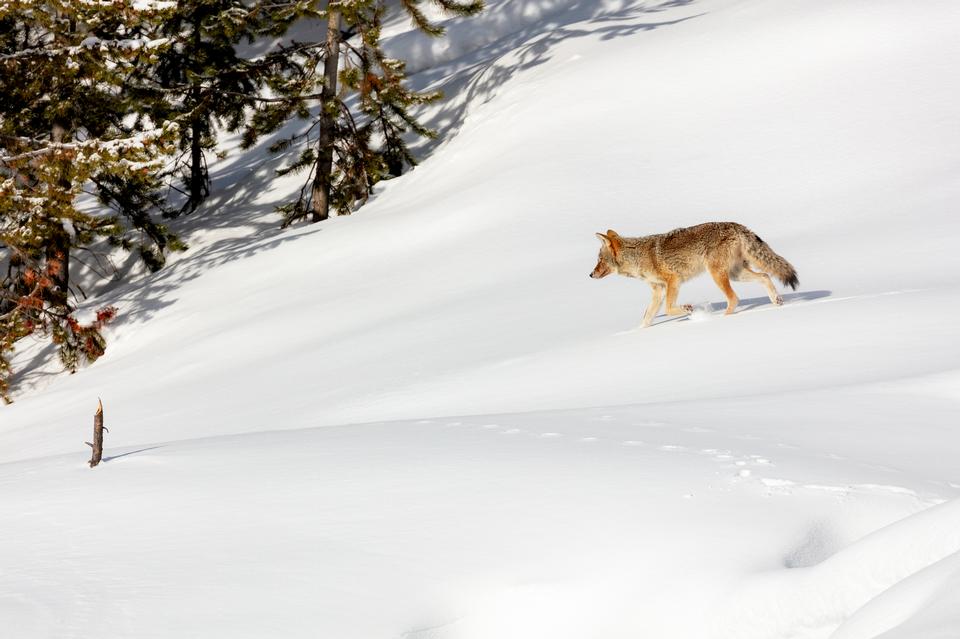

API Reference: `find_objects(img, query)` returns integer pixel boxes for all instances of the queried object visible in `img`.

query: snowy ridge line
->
[719,499,960,638]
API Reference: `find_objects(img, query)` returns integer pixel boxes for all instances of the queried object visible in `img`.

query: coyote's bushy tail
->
[739,227,799,290]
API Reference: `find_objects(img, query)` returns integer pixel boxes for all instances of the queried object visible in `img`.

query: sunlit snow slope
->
[3,1,960,637]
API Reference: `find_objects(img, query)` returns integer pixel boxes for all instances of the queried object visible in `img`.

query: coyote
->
[590,222,798,327]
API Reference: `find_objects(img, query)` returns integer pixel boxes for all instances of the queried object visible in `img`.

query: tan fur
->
[590,222,799,327]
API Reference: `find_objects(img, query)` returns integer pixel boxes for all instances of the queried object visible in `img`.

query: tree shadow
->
[105,225,323,329]
[400,0,705,160]
[8,340,60,394]
[103,445,164,463]
[7,220,321,397]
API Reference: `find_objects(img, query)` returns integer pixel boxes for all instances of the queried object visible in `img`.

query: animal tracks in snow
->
[431,415,939,506]
[453,417,780,475]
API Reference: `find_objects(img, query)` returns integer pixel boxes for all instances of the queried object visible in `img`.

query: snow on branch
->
[0,123,179,165]
[0,36,170,62]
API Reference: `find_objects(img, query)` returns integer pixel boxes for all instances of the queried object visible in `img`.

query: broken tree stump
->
[85,399,108,467]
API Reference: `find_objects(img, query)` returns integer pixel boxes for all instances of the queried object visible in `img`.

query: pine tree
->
[0,1,181,402]
[244,0,483,226]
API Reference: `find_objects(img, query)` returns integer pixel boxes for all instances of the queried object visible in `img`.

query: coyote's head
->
[590,230,623,279]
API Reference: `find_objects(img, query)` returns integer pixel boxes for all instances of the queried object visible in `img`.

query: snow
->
[3,0,960,637]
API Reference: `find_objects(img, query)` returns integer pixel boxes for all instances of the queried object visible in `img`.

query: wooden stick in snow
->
[85,398,108,468]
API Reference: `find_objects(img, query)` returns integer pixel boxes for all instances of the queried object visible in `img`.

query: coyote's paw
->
[682,304,694,313]
[774,295,784,306]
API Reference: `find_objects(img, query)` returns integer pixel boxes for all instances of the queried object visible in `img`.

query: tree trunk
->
[311,7,341,223]
[86,399,106,467]
[44,224,70,311]
[48,120,71,309]
[188,88,207,214]
[185,15,207,216]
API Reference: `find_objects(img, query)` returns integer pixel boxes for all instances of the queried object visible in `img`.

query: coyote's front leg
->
[642,284,665,327]
[664,276,693,316]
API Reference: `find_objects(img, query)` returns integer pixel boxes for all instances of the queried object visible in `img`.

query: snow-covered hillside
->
[3,0,960,637]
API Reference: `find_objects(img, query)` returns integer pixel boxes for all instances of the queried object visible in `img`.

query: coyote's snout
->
[589,260,612,279]
[591,222,798,327]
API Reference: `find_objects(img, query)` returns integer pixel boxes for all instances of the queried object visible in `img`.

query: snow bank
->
[719,499,960,638]
[832,550,960,639]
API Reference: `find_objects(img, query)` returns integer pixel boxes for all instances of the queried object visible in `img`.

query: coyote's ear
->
[595,232,622,258]
[602,230,622,258]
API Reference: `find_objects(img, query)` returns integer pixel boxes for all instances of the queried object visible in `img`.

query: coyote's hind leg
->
[732,264,782,306]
